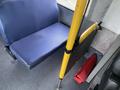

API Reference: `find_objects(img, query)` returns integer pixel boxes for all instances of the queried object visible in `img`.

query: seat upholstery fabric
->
[112,57,120,77]
[98,53,120,90]
[0,0,58,45]
[0,0,69,68]
[10,23,69,68]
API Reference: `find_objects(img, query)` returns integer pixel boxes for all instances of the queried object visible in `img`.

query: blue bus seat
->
[0,0,69,68]
[10,23,69,68]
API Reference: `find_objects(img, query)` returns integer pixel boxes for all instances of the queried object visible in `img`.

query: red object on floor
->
[74,54,97,84]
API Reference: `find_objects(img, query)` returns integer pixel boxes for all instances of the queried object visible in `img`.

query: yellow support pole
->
[59,0,88,81]
[79,22,98,44]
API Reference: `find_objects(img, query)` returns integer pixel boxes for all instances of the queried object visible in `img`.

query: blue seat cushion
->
[10,23,69,68]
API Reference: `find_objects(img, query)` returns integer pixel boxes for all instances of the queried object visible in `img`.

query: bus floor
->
[0,39,89,90]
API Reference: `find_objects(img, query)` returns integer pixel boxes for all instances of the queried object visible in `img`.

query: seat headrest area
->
[112,55,120,78]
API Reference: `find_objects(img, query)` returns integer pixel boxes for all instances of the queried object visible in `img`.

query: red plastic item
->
[74,54,97,84]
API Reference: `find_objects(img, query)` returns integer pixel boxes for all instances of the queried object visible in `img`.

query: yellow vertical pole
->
[59,0,88,80]
[57,1,88,89]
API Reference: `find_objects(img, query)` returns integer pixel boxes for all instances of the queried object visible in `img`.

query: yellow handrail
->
[59,0,87,80]
[79,22,98,44]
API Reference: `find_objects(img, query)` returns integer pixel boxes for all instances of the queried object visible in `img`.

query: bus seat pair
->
[0,0,69,68]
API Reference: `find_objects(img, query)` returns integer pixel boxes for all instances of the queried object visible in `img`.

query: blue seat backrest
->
[0,0,58,45]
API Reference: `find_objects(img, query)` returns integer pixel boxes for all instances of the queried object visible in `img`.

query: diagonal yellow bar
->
[79,22,98,44]
[59,0,88,80]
